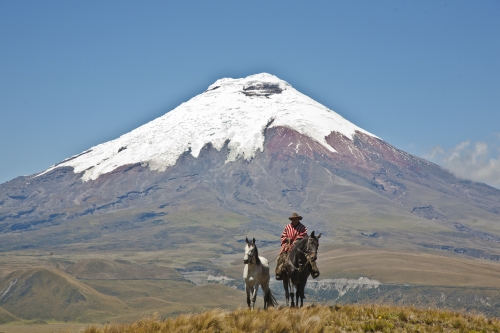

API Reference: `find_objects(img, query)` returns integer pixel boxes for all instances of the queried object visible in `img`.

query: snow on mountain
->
[41,73,376,181]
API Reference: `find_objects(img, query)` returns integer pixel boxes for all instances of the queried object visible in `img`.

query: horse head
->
[306,231,321,262]
[243,237,256,264]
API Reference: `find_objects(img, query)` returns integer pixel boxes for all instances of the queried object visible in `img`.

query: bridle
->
[290,237,318,273]
[243,245,255,265]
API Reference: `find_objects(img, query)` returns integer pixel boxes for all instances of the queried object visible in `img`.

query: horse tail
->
[265,287,278,308]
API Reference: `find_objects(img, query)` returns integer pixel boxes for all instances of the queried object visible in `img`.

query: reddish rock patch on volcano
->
[265,126,334,160]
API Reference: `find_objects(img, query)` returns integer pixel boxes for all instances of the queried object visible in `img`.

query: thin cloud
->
[425,137,500,189]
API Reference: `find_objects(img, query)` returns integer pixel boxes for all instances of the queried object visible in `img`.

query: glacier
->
[39,73,376,181]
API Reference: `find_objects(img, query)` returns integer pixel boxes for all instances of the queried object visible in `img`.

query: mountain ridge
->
[0,73,499,259]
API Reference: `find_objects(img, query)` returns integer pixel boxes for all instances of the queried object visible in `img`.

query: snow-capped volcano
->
[1,72,500,258]
[41,73,375,181]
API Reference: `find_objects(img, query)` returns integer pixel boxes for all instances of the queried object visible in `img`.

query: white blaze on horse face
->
[243,244,249,262]
[244,244,254,263]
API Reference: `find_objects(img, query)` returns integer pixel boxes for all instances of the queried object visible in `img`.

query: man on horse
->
[275,213,320,280]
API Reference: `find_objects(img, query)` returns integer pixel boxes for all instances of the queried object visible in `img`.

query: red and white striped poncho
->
[280,222,308,254]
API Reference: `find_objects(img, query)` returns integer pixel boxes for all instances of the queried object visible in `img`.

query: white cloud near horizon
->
[425,136,500,189]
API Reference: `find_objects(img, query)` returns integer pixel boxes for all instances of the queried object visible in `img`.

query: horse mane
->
[254,243,262,265]
[289,235,309,260]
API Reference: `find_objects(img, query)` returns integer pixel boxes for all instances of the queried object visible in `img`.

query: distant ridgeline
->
[204,275,500,318]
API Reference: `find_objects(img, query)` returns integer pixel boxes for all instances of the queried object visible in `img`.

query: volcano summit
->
[1,73,500,262]
[40,73,375,182]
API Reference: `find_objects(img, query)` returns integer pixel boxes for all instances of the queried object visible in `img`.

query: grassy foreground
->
[83,304,500,333]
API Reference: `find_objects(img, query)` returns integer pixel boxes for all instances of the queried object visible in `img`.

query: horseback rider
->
[275,213,320,280]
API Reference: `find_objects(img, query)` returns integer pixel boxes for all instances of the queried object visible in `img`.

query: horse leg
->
[246,285,252,309]
[295,283,301,308]
[283,280,289,307]
[246,286,251,309]
[264,283,274,309]
[262,284,268,310]
[297,282,306,307]
[298,283,304,308]
[290,284,296,308]
[301,280,307,308]
[251,284,259,310]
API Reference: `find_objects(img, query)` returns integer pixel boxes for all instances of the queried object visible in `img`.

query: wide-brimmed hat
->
[289,213,302,221]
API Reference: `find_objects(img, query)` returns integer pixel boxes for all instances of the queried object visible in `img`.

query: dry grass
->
[82,304,500,333]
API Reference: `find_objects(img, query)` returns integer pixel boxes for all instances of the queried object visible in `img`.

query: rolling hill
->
[0,267,126,322]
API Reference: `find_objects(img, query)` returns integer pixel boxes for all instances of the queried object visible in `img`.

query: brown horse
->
[282,231,321,307]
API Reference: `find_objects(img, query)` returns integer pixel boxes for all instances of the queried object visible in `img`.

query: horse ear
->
[311,231,315,238]
[246,237,249,243]
[317,233,322,239]
[252,238,256,244]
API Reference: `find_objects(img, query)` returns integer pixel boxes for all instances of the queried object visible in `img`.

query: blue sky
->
[1,1,499,187]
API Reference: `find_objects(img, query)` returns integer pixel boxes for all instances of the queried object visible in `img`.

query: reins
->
[289,251,314,272]
[288,240,315,273]
[267,254,280,264]
[247,252,280,265]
